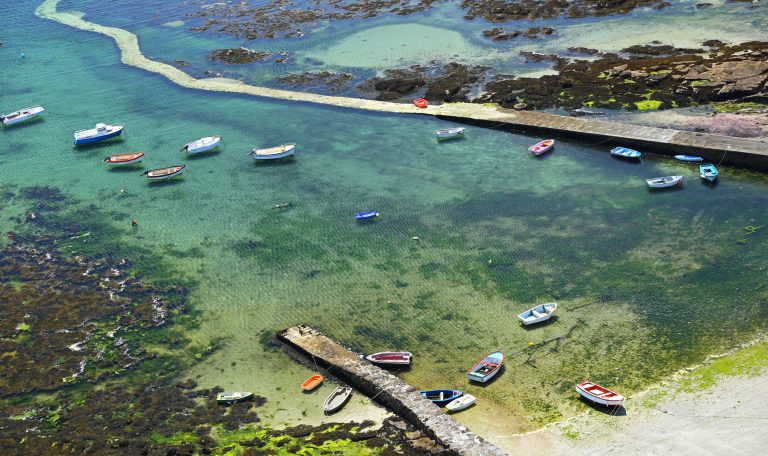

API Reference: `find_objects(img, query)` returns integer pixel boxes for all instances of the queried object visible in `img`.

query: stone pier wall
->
[278,324,508,456]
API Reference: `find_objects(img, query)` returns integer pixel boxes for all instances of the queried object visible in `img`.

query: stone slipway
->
[37,0,768,171]
[278,324,507,456]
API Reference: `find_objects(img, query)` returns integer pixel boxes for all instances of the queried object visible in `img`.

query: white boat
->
[646,175,684,188]
[517,302,557,325]
[73,123,124,146]
[575,381,624,407]
[323,387,352,414]
[445,394,476,412]
[365,352,412,365]
[182,136,221,154]
[1,106,44,126]
[435,127,465,140]
[467,351,504,383]
[249,143,296,160]
[141,165,185,180]
[216,391,253,404]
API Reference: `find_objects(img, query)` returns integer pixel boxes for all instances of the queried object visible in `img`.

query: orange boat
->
[413,98,428,109]
[301,374,324,391]
[103,152,144,165]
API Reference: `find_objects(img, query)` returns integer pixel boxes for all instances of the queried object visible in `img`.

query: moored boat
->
[646,175,684,189]
[74,123,124,146]
[141,165,185,180]
[575,381,624,407]
[528,139,555,156]
[517,303,557,325]
[355,211,379,222]
[610,147,641,160]
[467,351,504,383]
[323,387,352,414]
[445,394,476,412]
[413,98,428,109]
[301,374,324,391]
[419,389,462,406]
[1,106,44,126]
[216,391,253,404]
[700,163,718,181]
[365,352,412,365]
[249,143,296,160]
[103,152,144,165]
[182,136,221,154]
[435,127,465,140]
[674,155,703,163]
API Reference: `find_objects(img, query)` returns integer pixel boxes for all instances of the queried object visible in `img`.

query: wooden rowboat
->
[249,143,296,160]
[467,351,504,383]
[301,375,324,391]
[323,387,352,414]
[420,389,462,406]
[365,352,412,365]
[445,394,476,412]
[413,98,428,109]
[141,165,185,180]
[216,391,253,404]
[528,139,555,156]
[103,152,144,165]
[575,380,624,407]
[517,303,557,325]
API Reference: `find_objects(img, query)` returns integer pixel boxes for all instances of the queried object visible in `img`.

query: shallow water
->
[3,0,768,442]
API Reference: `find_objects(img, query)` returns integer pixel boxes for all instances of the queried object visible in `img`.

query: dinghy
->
[301,375,324,391]
[355,211,379,222]
[103,152,144,165]
[249,143,296,160]
[610,147,641,160]
[435,127,465,140]
[1,106,44,126]
[182,136,221,154]
[216,391,253,404]
[575,381,624,407]
[73,123,124,146]
[365,352,412,365]
[467,351,504,383]
[528,139,555,156]
[517,303,557,325]
[646,175,684,189]
[141,165,185,180]
[323,387,352,414]
[419,389,462,406]
[413,98,428,109]
[445,394,476,412]
[700,163,718,181]
[674,155,703,163]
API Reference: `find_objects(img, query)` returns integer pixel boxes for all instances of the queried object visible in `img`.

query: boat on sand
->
[323,387,352,414]
[301,375,324,391]
[365,352,412,365]
[467,351,504,383]
[575,381,624,407]
[646,175,684,189]
[517,303,557,325]
[216,391,253,404]
[445,394,476,412]
[1,106,44,126]
[528,139,555,156]
[103,152,144,165]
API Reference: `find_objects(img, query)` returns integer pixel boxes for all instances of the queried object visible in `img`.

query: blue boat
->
[674,155,704,163]
[73,123,124,146]
[699,163,718,182]
[420,389,463,406]
[355,211,379,222]
[610,147,641,160]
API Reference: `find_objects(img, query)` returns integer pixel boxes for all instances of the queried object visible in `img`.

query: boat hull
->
[610,147,641,159]
[323,387,352,414]
[575,381,624,407]
[2,106,44,126]
[104,153,144,165]
[517,303,557,325]
[674,155,703,163]
[700,164,718,181]
[435,128,465,140]
[216,392,253,404]
[184,136,221,154]
[467,351,504,383]
[301,375,324,391]
[420,389,462,406]
[528,139,555,156]
[74,125,124,146]
[142,165,185,180]
[445,394,476,412]
[251,143,296,160]
[365,352,412,365]
[355,211,379,222]
[646,175,684,188]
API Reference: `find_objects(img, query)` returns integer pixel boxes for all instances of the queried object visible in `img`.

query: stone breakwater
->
[278,324,508,456]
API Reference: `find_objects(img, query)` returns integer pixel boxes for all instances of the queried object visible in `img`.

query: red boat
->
[413,98,428,109]
[575,380,624,407]
[301,374,324,391]
[103,152,144,165]
[365,351,412,365]
[528,139,555,156]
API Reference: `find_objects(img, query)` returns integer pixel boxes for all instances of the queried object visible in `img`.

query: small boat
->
[141,165,185,180]
[445,394,476,412]
[645,175,684,189]
[700,163,718,181]
[467,351,504,383]
[420,389,462,406]
[517,302,558,325]
[249,143,296,160]
[73,123,124,146]
[674,155,704,163]
[575,381,624,407]
[365,352,412,365]
[413,98,428,109]
[435,127,465,140]
[323,386,352,414]
[103,152,144,165]
[610,147,641,160]
[216,391,253,404]
[301,374,324,391]
[528,139,555,156]
[355,211,379,222]
[182,136,221,154]
[1,106,44,126]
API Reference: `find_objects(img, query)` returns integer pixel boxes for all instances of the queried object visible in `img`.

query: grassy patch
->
[677,342,768,393]
[712,101,765,113]
[635,100,662,110]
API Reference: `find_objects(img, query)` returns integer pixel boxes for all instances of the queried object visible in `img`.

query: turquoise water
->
[3,0,768,439]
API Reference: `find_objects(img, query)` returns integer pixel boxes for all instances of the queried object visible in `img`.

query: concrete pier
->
[278,324,507,456]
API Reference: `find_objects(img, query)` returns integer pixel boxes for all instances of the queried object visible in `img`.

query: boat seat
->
[532,310,544,318]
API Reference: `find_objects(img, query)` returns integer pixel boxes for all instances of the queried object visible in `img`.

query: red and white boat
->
[528,139,555,156]
[141,165,185,180]
[413,98,428,109]
[467,351,504,383]
[365,351,412,365]
[575,380,624,406]
[103,152,144,165]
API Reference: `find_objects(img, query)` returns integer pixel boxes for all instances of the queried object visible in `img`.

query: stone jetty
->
[278,324,507,456]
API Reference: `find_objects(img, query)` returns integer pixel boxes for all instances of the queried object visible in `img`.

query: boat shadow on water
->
[73,138,125,151]
[1,118,45,131]
[254,158,297,166]
[577,396,627,416]
[108,165,145,172]
[146,178,185,187]
[187,150,221,160]
[647,185,685,193]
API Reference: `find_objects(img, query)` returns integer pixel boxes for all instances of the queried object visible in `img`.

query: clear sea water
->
[2,0,768,442]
